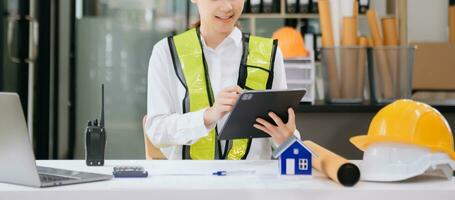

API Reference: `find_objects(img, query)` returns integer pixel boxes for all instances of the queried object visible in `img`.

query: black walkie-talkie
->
[85,84,106,166]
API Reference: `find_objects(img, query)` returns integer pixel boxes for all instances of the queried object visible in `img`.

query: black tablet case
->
[218,89,306,140]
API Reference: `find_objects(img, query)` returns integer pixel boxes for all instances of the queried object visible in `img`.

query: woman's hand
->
[203,85,242,128]
[254,108,296,146]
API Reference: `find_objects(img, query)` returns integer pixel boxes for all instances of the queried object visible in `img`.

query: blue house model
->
[272,136,314,175]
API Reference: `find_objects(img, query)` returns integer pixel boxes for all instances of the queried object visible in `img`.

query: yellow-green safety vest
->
[168,28,277,160]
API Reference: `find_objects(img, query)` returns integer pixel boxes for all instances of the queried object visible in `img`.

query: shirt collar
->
[230,27,242,47]
[200,27,243,50]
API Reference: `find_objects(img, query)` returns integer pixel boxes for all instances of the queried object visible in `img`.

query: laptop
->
[0,93,113,187]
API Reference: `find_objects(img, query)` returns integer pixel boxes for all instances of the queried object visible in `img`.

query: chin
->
[213,22,236,33]
[217,26,235,33]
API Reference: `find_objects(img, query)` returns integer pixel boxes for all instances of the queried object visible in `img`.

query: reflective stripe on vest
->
[245,35,275,90]
[168,28,277,160]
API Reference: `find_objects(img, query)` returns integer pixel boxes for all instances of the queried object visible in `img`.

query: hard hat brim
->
[360,143,455,182]
[349,135,369,151]
[350,135,455,160]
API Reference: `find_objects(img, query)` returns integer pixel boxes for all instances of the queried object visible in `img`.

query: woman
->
[146,0,300,160]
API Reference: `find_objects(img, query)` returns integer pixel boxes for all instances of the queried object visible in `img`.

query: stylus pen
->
[212,170,256,176]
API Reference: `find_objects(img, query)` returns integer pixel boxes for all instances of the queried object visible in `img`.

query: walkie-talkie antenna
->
[100,84,105,128]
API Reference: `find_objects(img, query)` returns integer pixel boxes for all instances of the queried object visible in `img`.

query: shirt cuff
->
[201,108,217,131]
[186,108,215,145]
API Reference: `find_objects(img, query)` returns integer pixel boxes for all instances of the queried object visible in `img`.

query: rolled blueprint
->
[341,17,358,46]
[366,9,383,46]
[367,37,374,47]
[382,16,399,46]
[329,0,341,46]
[353,0,359,18]
[367,9,393,99]
[319,0,335,46]
[381,16,399,97]
[341,17,359,99]
[449,6,455,43]
[357,37,368,98]
[303,140,360,187]
[319,0,340,99]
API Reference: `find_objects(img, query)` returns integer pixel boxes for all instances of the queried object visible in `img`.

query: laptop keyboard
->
[39,173,76,183]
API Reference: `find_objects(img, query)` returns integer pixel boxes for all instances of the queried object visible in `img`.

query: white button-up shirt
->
[146,27,299,160]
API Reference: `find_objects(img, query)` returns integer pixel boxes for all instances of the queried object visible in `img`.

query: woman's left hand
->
[254,108,296,146]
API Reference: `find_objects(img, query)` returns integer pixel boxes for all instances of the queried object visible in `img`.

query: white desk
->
[0,160,454,200]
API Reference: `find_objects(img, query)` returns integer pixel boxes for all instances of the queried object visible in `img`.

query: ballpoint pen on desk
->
[212,170,256,176]
[147,170,256,176]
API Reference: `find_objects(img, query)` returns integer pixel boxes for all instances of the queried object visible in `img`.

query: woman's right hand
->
[203,85,242,128]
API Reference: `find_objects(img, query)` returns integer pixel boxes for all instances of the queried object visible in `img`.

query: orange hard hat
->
[272,27,309,59]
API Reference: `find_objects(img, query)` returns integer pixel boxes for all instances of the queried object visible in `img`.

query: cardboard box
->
[411,42,455,90]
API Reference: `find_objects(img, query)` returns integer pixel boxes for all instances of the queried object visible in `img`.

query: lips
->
[215,14,234,22]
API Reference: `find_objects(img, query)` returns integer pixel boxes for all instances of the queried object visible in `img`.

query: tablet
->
[218,89,306,140]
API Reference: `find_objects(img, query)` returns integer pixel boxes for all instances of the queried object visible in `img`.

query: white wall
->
[408,0,449,42]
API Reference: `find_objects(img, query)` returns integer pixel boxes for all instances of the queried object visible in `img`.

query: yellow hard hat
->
[272,27,309,59]
[350,99,455,160]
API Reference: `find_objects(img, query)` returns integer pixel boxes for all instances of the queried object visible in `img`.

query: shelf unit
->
[239,0,414,106]
[240,0,320,35]
[240,0,365,35]
[184,0,408,46]
[240,0,407,44]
